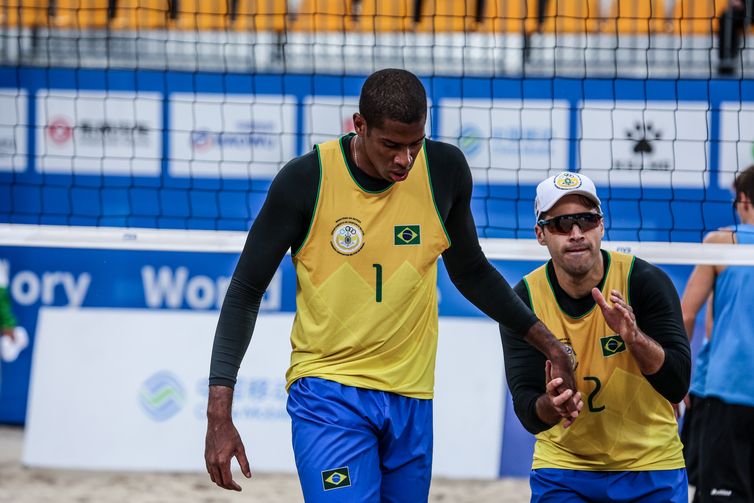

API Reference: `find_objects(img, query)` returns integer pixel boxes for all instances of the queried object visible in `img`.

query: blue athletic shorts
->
[530,468,688,502]
[287,377,433,503]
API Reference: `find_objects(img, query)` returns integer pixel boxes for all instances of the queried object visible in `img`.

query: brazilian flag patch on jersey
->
[600,334,626,357]
[394,225,421,245]
[322,467,351,491]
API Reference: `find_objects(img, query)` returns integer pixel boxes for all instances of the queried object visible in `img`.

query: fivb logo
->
[139,371,186,422]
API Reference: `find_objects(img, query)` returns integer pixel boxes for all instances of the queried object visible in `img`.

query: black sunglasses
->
[537,212,603,234]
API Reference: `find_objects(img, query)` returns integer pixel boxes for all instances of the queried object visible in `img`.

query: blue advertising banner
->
[0,244,700,477]
[0,67,752,238]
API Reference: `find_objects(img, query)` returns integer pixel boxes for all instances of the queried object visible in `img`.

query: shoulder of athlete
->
[627,257,683,321]
[268,149,320,199]
[424,139,469,171]
[512,279,530,305]
[702,228,736,244]
[424,139,472,198]
[629,256,669,286]
[274,148,319,183]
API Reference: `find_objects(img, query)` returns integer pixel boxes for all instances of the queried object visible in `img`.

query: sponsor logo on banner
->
[438,98,569,183]
[139,371,186,422]
[46,116,151,147]
[36,90,161,175]
[0,89,28,171]
[169,93,296,178]
[9,269,91,307]
[613,121,671,172]
[456,125,554,157]
[141,266,281,310]
[47,117,73,144]
[189,121,276,152]
[303,96,360,147]
[579,100,709,187]
[457,125,483,157]
[303,96,430,148]
[197,376,288,421]
[342,116,355,134]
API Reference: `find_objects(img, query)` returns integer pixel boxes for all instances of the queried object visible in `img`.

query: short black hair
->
[734,164,754,204]
[359,69,427,130]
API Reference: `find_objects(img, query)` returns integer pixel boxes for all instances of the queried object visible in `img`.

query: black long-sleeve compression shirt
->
[500,250,691,434]
[209,135,539,387]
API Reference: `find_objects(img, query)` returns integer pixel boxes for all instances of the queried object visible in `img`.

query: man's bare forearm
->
[207,385,234,421]
[524,321,569,364]
[535,394,562,426]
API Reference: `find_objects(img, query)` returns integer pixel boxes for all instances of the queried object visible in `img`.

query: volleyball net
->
[1,0,753,264]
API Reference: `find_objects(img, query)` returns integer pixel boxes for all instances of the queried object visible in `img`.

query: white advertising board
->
[578,100,710,188]
[438,98,570,184]
[718,102,754,190]
[302,96,433,152]
[169,93,296,178]
[0,89,27,172]
[35,90,162,175]
[303,96,359,148]
[24,308,505,479]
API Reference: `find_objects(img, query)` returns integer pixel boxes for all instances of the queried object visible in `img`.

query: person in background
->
[717,0,753,75]
[679,164,754,502]
[501,171,691,502]
[0,259,17,391]
[680,294,713,503]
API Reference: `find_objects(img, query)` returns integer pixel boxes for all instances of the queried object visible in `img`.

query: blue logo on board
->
[139,371,186,422]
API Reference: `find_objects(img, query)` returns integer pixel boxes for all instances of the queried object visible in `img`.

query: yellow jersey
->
[286,135,450,399]
[525,251,685,470]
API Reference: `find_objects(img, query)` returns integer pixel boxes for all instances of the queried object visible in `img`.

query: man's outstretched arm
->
[206,154,317,490]
[438,151,578,409]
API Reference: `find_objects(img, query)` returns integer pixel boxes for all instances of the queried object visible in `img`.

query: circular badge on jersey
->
[331,219,365,256]
[553,172,582,191]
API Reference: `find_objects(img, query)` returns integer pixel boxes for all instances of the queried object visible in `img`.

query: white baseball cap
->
[535,172,601,218]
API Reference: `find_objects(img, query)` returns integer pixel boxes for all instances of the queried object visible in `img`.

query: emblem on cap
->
[553,172,582,190]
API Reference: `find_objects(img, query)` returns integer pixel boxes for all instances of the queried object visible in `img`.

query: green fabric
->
[0,287,16,329]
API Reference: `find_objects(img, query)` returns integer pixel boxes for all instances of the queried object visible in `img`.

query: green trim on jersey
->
[545,251,612,320]
[523,277,535,311]
[292,144,324,257]
[338,134,394,195]
[626,255,636,305]
[424,141,451,246]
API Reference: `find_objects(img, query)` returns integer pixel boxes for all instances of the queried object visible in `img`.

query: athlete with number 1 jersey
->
[203,69,581,502]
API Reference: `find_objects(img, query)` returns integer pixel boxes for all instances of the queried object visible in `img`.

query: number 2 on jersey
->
[583,376,605,412]
[372,263,382,302]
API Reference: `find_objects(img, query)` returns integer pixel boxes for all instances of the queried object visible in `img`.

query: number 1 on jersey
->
[372,263,382,302]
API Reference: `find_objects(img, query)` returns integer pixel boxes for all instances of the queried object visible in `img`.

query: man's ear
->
[353,113,366,137]
[535,224,546,245]
[741,192,752,211]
